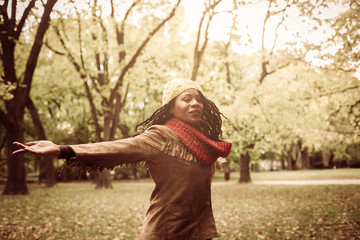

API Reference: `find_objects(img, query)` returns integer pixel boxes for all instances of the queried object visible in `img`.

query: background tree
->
[2,0,358,188]
[0,0,57,195]
[46,0,182,188]
[192,0,222,81]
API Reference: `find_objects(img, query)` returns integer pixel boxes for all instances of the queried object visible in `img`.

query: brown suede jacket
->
[68,125,219,240]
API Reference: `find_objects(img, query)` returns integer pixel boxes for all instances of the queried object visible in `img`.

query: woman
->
[13,78,232,240]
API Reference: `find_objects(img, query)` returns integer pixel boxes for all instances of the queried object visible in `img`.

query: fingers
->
[12,142,27,155]
[24,141,38,146]
[13,141,27,148]
[12,141,39,155]
[13,141,39,148]
[13,141,37,147]
[12,149,26,155]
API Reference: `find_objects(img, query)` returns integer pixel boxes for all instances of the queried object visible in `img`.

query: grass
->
[213,168,360,182]
[0,169,359,240]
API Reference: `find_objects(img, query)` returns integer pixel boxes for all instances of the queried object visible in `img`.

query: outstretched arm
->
[12,141,60,157]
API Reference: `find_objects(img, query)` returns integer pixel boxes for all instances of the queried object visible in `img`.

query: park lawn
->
[0,169,359,240]
[213,168,360,182]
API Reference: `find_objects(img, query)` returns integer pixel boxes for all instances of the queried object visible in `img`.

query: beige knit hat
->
[162,78,203,106]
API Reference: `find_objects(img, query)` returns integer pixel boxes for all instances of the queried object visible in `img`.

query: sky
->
[14,0,356,76]
[180,0,360,79]
[181,0,348,53]
[15,0,347,54]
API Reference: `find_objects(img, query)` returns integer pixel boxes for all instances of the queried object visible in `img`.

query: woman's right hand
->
[12,140,60,158]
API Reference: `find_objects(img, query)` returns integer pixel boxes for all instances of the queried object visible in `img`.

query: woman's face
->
[170,89,204,125]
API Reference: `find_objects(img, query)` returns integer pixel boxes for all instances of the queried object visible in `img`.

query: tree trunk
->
[300,146,310,169]
[322,150,331,168]
[191,0,220,81]
[280,153,286,170]
[95,122,113,189]
[239,152,251,183]
[133,167,138,179]
[2,112,29,195]
[286,145,296,170]
[222,161,230,181]
[27,98,56,187]
[1,0,58,195]
[287,151,293,170]
[192,51,201,81]
[95,169,113,189]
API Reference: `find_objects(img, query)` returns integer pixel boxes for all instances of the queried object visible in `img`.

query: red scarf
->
[164,118,232,166]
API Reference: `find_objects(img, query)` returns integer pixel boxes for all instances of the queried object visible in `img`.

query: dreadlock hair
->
[135,92,224,141]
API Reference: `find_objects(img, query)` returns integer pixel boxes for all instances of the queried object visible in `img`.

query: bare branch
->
[72,3,86,71]
[117,0,139,63]
[44,39,65,55]
[192,0,222,81]
[110,0,115,17]
[223,0,240,85]
[268,62,291,75]
[304,85,360,100]
[109,0,182,106]
[9,0,16,33]
[262,0,291,53]
[53,25,82,74]
[14,0,36,40]
[259,60,269,84]
[261,1,272,51]
[26,97,47,139]
[0,0,9,12]
[294,56,358,73]
[270,3,288,54]
[99,20,109,83]
[89,1,111,86]
[23,0,57,97]
[84,81,102,141]
[110,91,125,140]
[259,0,294,84]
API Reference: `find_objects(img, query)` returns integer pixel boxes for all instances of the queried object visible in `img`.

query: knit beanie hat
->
[162,78,203,106]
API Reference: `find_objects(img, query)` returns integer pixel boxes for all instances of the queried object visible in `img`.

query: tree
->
[26,98,56,186]
[46,0,182,188]
[306,0,360,139]
[0,0,58,195]
[191,0,222,81]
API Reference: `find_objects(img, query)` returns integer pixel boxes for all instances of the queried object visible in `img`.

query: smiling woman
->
[13,78,232,240]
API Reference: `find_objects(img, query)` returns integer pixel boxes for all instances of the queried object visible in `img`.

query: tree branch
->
[44,39,65,55]
[116,0,139,63]
[270,2,289,54]
[9,0,16,35]
[14,0,36,40]
[109,0,182,105]
[267,61,291,75]
[0,1,10,27]
[259,0,294,85]
[23,0,57,97]
[74,3,85,71]
[52,25,83,75]
[84,81,102,141]
[110,92,122,140]
[304,85,360,100]
[223,0,239,85]
[0,107,9,127]
[26,97,46,139]
[192,0,222,81]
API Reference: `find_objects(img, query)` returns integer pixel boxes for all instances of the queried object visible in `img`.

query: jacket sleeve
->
[66,126,166,169]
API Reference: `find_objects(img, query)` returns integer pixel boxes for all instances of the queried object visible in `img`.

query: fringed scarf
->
[164,118,232,166]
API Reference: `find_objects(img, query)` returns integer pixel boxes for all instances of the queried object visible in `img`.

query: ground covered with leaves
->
[1,170,360,240]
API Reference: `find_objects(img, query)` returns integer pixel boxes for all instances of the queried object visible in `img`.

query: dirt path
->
[253,179,360,185]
